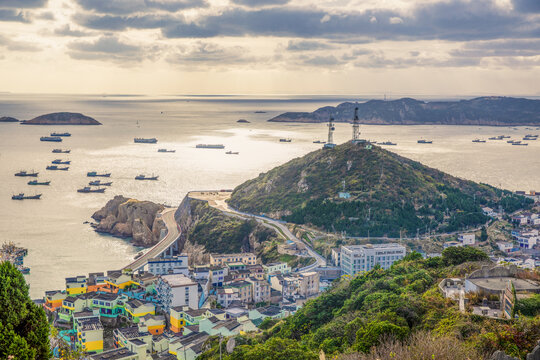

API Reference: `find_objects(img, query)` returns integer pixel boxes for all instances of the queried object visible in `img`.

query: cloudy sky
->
[0,0,539,95]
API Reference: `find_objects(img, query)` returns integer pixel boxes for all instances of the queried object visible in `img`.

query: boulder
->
[490,351,518,360]
[527,341,540,360]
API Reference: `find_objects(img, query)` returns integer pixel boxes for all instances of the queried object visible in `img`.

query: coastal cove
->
[1,94,540,298]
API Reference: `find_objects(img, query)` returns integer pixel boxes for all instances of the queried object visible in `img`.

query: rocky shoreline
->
[91,195,166,247]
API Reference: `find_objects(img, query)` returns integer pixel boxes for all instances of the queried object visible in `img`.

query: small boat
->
[254,111,267,114]
[89,180,112,186]
[46,165,69,171]
[134,138,158,144]
[135,174,159,181]
[380,141,397,146]
[417,140,433,144]
[472,139,486,143]
[279,138,292,142]
[313,140,326,144]
[52,149,70,153]
[501,135,511,139]
[40,136,62,142]
[14,170,38,177]
[87,171,111,177]
[28,180,51,186]
[226,151,239,155]
[524,137,537,141]
[52,159,71,165]
[488,136,503,140]
[77,187,106,193]
[50,132,71,137]
[512,142,528,146]
[507,140,517,144]
[12,193,42,200]
[158,149,176,153]
[196,144,225,149]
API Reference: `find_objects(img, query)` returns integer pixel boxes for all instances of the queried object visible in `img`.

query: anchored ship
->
[226,151,239,155]
[46,165,69,171]
[50,132,71,137]
[28,180,50,186]
[77,187,106,193]
[279,138,292,142]
[15,170,38,177]
[472,139,486,143]
[135,174,158,181]
[87,171,111,177]
[12,193,42,200]
[52,149,70,153]
[134,138,158,144]
[89,180,112,186]
[313,140,326,144]
[40,136,62,142]
[380,141,397,146]
[52,159,71,165]
[158,149,176,153]
[417,139,433,144]
[512,142,528,146]
[196,144,225,149]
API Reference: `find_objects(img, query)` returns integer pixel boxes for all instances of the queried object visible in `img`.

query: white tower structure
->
[324,117,336,149]
[352,107,363,144]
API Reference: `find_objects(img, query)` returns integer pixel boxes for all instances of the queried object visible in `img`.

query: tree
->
[441,246,489,266]
[0,261,50,359]
[228,338,317,360]
[480,226,488,242]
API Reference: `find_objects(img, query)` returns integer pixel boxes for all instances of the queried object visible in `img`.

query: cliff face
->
[268,96,540,125]
[92,195,166,247]
[21,112,101,125]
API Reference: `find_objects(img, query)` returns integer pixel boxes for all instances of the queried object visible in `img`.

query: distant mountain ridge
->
[268,96,540,125]
[20,112,101,125]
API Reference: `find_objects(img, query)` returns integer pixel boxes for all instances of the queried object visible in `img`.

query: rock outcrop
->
[21,112,101,125]
[0,116,19,122]
[92,195,166,247]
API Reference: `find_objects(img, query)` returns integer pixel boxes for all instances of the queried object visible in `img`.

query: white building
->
[458,233,475,245]
[148,254,189,276]
[340,244,406,276]
[155,274,198,312]
[331,248,341,267]
[262,262,291,276]
[512,229,539,249]
[497,242,515,253]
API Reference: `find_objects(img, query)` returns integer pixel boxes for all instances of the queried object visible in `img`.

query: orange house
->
[43,290,66,312]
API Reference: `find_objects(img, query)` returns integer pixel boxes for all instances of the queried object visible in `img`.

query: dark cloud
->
[74,13,175,31]
[286,40,334,51]
[231,0,290,7]
[74,0,207,15]
[54,24,92,37]
[300,54,345,66]
[0,9,30,23]
[0,0,47,8]
[67,36,156,62]
[513,0,540,13]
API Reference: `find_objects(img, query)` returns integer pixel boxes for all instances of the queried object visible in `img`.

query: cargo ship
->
[89,180,112,186]
[134,138,158,144]
[28,180,50,186]
[52,149,70,153]
[196,144,225,149]
[46,165,69,171]
[50,132,71,137]
[15,170,38,177]
[52,159,71,165]
[135,174,159,180]
[379,141,397,146]
[472,139,486,143]
[158,149,176,153]
[77,187,106,193]
[12,193,42,200]
[87,171,111,177]
[40,136,62,142]
[417,139,433,144]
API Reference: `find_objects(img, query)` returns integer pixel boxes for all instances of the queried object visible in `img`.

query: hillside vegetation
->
[269,96,540,125]
[229,142,531,237]
[200,248,540,360]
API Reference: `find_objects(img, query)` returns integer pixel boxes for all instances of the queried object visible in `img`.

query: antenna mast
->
[324,117,336,149]
[352,106,361,144]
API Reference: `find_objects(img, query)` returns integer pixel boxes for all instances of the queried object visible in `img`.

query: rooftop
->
[90,348,136,360]
[76,317,103,331]
[160,274,196,287]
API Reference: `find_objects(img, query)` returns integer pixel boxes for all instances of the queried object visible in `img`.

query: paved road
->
[123,207,180,271]
[209,197,327,272]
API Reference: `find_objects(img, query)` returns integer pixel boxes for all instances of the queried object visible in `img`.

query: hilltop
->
[0,116,19,122]
[20,112,101,125]
[228,142,531,237]
[268,96,540,126]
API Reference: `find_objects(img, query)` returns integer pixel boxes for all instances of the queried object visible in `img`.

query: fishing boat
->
[313,140,326,144]
[512,142,528,146]
[226,151,239,155]
[89,180,112,186]
[380,141,397,146]
[134,138,158,144]
[279,138,292,142]
[87,171,111,177]
[507,140,517,144]
[28,180,50,186]
[135,174,159,181]
[14,170,38,177]
[196,144,225,149]
[50,132,71,137]
[12,193,42,200]
[52,149,70,153]
[77,187,106,193]
[417,139,433,144]
[158,149,176,153]
[46,165,69,171]
[40,136,62,142]
[52,159,71,165]
[472,139,486,143]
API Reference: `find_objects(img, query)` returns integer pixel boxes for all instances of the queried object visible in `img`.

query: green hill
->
[228,142,531,237]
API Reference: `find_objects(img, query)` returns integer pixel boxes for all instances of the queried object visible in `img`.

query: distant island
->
[237,119,250,123]
[268,96,540,126]
[0,116,19,122]
[20,112,101,125]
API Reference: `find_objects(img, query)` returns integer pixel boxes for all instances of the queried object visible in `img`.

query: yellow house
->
[66,276,87,295]
[169,306,186,333]
[138,314,166,335]
[75,317,103,354]
[105,270,139,292]
[124,299,155,323]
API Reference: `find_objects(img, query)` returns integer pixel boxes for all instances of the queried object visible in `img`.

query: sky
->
[0,0,539,96]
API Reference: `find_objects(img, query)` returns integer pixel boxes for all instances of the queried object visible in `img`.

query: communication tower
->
[323,117,336,149]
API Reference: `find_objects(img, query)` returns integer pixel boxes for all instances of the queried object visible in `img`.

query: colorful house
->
[124,299,155,323]
[138,314,166,335]
[75,316,103,354]
[43,290,66,312]
[65,276,87,295]
[105,270,139,293]
[113,326,152,351]
[90,293,126,318]
[87,273,108,292]
[58,294,92,323]
[169,306,186,333]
